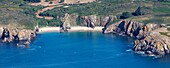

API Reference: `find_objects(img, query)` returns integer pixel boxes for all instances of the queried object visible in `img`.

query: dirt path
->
[28,0,96,20]
[29,0,62,20]
[35,6,55,20]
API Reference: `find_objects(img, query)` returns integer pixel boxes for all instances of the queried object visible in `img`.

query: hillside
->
[39,0,170,25]
[0,0,170,29]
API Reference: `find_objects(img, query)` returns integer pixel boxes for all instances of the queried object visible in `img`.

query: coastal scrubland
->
[40,0,170,25]
[0,0,170,29]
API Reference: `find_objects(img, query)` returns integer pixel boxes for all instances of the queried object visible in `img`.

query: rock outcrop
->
[104,20,147,39]
[0,27,36,47]
[1,27,11,42]
[81,15,117,28]
[133,34,170,56]
[103,20,170,56]
[59,14,117,32]
[61,14,117,28]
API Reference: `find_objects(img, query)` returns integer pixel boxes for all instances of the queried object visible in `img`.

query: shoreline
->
[37,26,104,33]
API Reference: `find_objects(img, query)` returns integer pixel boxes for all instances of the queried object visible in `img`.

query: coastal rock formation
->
[60,14,116,32]
[103,20,170,56]
[133,34,170,55]
[81,15,117,28]
[104,20,146,39]
[0,27,36,47]
[61,13,78,26]
[1,27,11,42]
[61,14,117,28]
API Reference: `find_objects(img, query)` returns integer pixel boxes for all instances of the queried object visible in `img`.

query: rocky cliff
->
[60,14,117,30]
[103,20,170,56]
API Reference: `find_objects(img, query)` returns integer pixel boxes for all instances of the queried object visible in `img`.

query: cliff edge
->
[103,20,170,56]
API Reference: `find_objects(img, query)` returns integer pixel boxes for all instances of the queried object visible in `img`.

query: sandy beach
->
[38,26,104,33]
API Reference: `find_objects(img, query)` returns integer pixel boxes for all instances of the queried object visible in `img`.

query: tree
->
[49,1,53,4]
[120,12,132,19]
[59,0,65,3]
[132,6,145,16]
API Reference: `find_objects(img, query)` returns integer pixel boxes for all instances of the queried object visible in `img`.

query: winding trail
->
[28,0,97,20]
[35,6,55,20]
[29,0,62,20]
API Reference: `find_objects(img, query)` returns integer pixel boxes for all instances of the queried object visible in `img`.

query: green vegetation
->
[39,0,170,22]
[0,0,62,29]
[0,0,170,29]
[0,0,36,29]
[59,0,65,3]
[120,12,132,19]
[167,27,170,31]
[76,16,83,25]
[132,6,145,16]
[159,32,170,37]
[49,1,53,4]
[24,0,41,3]
[161,2,170,5]
[40,0,139,17]
[152,7,170,13]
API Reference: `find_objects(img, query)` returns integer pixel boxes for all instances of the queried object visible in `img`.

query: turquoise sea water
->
[0,32,170,68]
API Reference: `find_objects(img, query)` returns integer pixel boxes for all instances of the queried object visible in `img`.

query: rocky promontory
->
[0,27,36,48]
[103,20,170,56]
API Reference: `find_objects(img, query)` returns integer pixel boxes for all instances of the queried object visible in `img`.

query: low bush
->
[120,12,132,19]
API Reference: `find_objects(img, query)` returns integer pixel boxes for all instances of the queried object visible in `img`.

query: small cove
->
[0,32,170,68]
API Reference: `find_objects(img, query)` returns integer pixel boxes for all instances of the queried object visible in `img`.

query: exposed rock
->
[60,14,117,29]
[133,34,170,55]
[81,15,117,28]
[61,13,79,26]
[11,28,19,43]
[1,27,11,42]
[104,20,146,39]
[103,20,170,56]
[0,27,36,47]
[59,14,117,32]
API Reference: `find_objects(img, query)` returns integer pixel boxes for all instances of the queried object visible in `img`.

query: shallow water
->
[0,32,170,68]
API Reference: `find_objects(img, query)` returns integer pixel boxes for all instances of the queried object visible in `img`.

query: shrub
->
[59,0,65,3]
[24,0,41,3]
[132,6,145,16]
[49,1,53,4]
[167,27,170,31]
[76,16,83,25]
[120,12,132,19]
